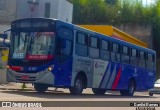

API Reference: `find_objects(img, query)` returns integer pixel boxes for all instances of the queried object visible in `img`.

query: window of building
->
[45,2,50,18]
[0,0,6,10]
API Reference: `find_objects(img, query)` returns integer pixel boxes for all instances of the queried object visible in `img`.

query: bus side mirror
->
[0,34,7,39]
[2,29,11,47]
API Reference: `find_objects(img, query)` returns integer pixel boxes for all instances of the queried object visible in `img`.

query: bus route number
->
[13,53,24,59]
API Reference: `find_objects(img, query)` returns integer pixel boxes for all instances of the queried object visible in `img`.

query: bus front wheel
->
[34,83,48,93]
[69,76,84,95]
[92,88,106,95]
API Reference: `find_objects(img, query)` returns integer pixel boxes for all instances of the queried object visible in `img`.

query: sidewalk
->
[0,83,34,91]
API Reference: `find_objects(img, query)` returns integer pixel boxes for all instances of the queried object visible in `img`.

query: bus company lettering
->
[95,62,105,69]
[77,59,91,65]
[28,67,37,71]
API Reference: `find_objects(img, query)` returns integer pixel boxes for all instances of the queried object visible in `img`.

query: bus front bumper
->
[6,68,54,85]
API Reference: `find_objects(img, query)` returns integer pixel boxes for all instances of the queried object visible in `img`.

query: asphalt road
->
[0,85,159,110]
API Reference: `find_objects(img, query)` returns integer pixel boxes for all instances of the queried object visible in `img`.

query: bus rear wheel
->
[126,80,135,96]
[92,88,106,95]
[149,92,153,96]
[34,83,48,93]
[120,80,135,96]
[69,76,84,95]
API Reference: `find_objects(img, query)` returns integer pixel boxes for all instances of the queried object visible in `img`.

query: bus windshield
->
[12,32,55,60]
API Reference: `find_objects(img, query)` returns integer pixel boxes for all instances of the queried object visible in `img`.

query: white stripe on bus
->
[106,64,117,89]
[100,63,111,88]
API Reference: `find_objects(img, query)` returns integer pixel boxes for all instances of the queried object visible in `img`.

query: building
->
[0,0,73,33]
[0,0,73,83]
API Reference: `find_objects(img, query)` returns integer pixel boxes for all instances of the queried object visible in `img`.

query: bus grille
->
[15,76,36,82]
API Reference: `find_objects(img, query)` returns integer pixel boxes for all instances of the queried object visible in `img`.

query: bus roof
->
[11,18,155,54]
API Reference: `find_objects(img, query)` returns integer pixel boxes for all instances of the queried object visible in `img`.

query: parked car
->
[149,79,160,96]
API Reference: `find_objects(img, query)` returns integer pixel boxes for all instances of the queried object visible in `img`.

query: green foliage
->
[70,0,156,24]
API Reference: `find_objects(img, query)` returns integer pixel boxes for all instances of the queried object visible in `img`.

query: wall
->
[0,24,10,33]
[114,24,153,49]
[57,0,73,23]
[0,0,17,23]
[16,0,73,23]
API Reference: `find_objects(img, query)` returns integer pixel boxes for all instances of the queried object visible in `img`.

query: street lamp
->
[27,0,39,17]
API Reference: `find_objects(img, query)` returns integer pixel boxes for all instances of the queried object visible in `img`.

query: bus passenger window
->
[61,39,72,56]
[146,53,155,70]
[75,32,88,57]
[121,46,129,64]
[100,40,110,61]
[138,51,145,68]
[130,49,138,66]
[57,28,73,56]
[117,44,121,62]
[89,36,99,59]
[111,43,117,62]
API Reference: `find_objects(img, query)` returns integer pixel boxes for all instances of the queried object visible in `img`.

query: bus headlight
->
[6,65,9,69]
[48,65,54,71]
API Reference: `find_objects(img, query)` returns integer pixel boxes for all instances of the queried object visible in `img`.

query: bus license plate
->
[21,76,29,80]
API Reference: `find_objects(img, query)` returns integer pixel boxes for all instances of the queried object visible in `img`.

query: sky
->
[142,0,155,5]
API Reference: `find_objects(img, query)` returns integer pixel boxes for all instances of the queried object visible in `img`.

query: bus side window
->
[89,36,99,59]
[146,53,155,70]
[100,40,110,61]
[121,46,129,64]
[57,27,73,56]
[138,51,145,68]
[111,42,117,62]
[130,48,138,66]
[75,32,88,57]
[117,44,121,62]
[61,39,72,56]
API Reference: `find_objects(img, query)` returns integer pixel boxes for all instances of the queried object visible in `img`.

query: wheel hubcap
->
[75,79,82,90]
[129,83,134,93]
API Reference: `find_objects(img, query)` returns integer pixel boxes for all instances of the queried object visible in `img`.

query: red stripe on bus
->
[112,67,122,90]
[9,66,23,71]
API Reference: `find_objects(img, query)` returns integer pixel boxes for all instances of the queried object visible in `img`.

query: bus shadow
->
[0,89,158,99]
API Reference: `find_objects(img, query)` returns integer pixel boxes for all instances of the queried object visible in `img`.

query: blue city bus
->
[5,18,156,96]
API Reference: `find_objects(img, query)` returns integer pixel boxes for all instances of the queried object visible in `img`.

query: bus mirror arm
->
[3,29,11,47]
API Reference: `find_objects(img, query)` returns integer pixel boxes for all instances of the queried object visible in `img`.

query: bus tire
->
[92,88,106,95]
[69,76,84,95]
[34,83,48,93]
[126,80,135,96]
[149,92,153,96]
